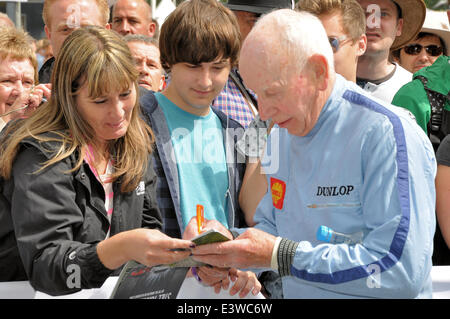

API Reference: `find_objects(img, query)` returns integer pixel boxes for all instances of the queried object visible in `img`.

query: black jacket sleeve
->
[11,145,113,295]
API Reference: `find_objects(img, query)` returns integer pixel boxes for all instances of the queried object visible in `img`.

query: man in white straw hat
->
[392,9,450,74]
[356,0,426,103]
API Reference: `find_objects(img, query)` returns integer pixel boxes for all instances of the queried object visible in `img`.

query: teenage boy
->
[139,0,260,297]
[297,0,367,83]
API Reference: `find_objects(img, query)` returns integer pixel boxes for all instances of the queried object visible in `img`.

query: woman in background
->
[0,27,50,132]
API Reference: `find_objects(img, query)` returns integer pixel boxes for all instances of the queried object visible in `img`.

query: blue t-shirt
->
[155,93,229,230]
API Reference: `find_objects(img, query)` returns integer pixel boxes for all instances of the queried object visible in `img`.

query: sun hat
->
[225,0,294,15]
[390,0,426,50]
[419,9,450,55]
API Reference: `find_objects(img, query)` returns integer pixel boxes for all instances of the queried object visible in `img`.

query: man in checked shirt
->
[212,0,294,129]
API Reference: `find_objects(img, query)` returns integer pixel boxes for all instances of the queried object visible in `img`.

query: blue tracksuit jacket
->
[255,75,436,298]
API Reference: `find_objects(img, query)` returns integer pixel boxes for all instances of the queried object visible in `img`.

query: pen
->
[196,204,204,234]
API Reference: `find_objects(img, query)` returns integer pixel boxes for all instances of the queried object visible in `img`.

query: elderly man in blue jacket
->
[191,9,436,298]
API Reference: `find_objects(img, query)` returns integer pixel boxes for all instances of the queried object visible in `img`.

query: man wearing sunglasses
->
[297,0,367,83]
[356,0,426,103]
[392,9,449,74]
[392,9,449,147]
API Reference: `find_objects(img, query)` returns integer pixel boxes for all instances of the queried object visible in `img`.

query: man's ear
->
[149,22,156,38]
[356,34,367,57]
[44,25,51,41]
[159,74,165,91]
[105,23,111,30]
[396,18,403,37]
[307,54,329,91]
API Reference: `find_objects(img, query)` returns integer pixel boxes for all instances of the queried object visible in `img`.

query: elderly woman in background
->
[0,26,192,295]
[392,9,449,74]
[0,27,51,132]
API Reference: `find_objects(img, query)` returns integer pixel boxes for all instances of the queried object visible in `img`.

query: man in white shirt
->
[356,0,426,103]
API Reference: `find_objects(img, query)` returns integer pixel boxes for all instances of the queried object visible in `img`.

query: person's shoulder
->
[436,134,450,161]
[139,89,158,115]
[211,107,244,130]
[20,130,67,160]
[38,57,55,84]
[392,78,425,102]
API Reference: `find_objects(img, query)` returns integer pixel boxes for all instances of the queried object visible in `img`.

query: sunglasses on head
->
[328,35,351,53]
[403,44,443,56]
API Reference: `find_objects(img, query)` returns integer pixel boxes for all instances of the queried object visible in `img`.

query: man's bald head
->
[240,9,334,79]
[111,0,156,37]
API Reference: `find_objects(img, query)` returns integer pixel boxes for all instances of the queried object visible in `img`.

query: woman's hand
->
[8,83,52,120]
[97,228,193,269]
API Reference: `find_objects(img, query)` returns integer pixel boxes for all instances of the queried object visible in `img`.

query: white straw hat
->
[420,9,450,55]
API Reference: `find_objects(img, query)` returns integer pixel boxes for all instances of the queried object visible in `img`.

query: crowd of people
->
[0,0,449,299]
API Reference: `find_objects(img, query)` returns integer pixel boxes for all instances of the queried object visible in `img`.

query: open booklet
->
[169,229,230,267]
[110,229,230,299]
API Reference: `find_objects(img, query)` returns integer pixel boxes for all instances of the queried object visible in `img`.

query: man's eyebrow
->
[214,59,230,64]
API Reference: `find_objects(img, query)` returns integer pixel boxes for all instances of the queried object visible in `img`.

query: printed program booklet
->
[110,229,230,299]
[169,229,230,267]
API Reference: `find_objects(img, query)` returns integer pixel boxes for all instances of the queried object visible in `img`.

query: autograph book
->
[110,229,230,299]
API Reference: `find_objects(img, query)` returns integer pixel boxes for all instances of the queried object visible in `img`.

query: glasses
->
[0,85,34,118]
[328,35,352,53]
[403,44,443,56]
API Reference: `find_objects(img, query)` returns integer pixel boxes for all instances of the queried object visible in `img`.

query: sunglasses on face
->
[328,35,350,53]
[402,44,443,56]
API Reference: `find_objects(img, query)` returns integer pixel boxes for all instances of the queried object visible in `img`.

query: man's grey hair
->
[123,34,158,47]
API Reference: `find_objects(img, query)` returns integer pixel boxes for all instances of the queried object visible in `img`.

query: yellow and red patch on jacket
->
[270,178,286,210]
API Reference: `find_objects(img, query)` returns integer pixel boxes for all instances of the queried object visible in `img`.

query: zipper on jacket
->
[307,202,361,209]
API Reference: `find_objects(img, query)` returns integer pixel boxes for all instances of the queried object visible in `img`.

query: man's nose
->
[119,20,131,34]
[417,49,431,63]
[197,69,213,88]
[258,100,274,122]
[139,62,150,76]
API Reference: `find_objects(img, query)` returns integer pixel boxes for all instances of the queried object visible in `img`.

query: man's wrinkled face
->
[128,41,164,91]
[239,43,321,137]
[112,0,155,37]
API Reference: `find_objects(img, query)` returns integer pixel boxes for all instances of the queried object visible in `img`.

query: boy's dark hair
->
[159,0,241,72]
